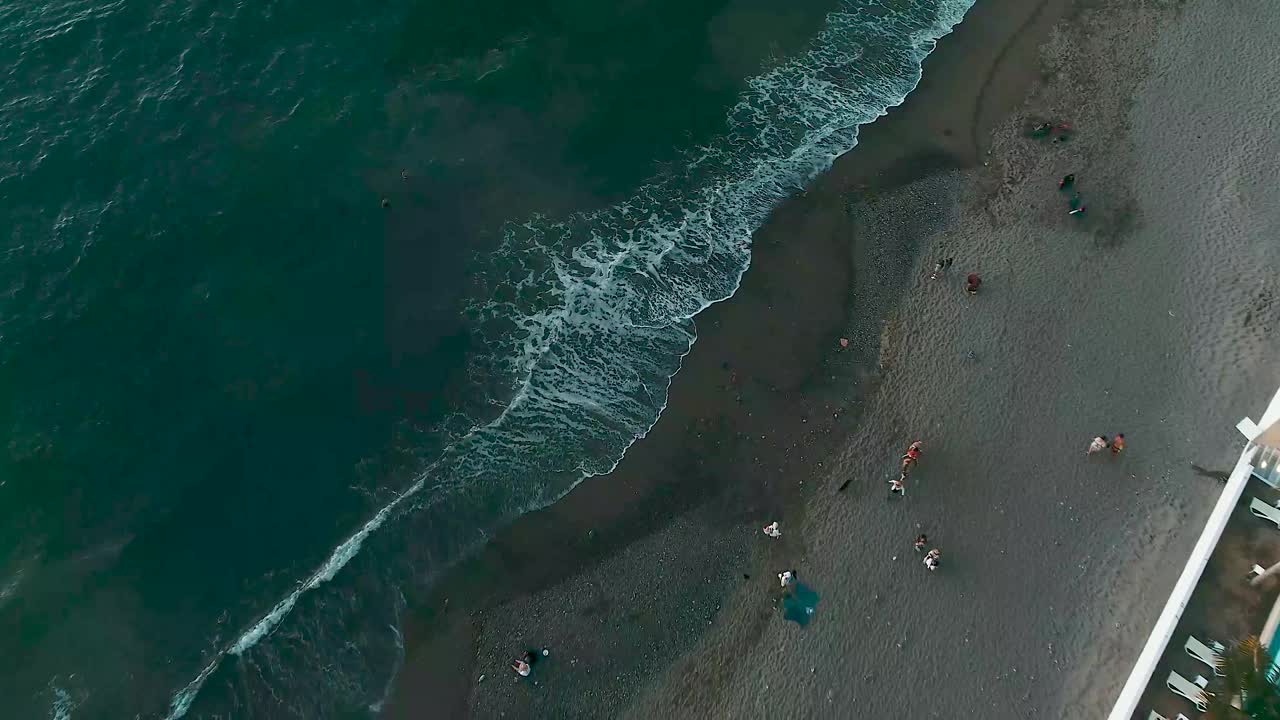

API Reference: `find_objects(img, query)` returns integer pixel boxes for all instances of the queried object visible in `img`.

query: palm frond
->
[1209,636,1280,720]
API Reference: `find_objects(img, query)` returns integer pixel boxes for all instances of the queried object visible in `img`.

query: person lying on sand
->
[1087,435,1109,455]
[924,548,940,571]
[928,257,954,280]
[901,440,923,473]
[914,534,928,552]
[1059,173,1075,190]
[888,477,906,496]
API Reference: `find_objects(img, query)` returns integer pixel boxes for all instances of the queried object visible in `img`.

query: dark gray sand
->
[389,0,1280,718]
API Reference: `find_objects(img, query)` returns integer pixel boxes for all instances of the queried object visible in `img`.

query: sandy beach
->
[388,0,1280,717]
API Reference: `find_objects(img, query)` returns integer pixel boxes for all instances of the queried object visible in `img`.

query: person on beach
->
[1087,435,1109,455]
[924,549,940,571]
[901,440,923,473]
[763,521,782,538]
[1059,173,1075,190]
[929,257,954,280]
[914,534,928,552]
[1110,434,1125,455]
[778,570,796,589]
[1068,195,1086,216]
[889,477,906,496]
[965,273,981,295]
[512,654,532,677]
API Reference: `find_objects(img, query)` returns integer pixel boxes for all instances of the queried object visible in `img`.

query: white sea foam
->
[47,680,79,720]
[163,0,975,715]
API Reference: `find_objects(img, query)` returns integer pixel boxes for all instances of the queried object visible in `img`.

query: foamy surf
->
[164,0,975,715]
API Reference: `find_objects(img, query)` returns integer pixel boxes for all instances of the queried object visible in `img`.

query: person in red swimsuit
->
[900,440,923,474]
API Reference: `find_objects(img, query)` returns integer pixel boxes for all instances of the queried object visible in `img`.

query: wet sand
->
[388,0,1280,717]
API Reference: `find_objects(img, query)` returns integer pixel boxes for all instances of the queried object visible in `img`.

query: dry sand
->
[390,0,1280,718]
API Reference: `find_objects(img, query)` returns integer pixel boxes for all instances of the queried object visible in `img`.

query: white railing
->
[1110,386,1280,719]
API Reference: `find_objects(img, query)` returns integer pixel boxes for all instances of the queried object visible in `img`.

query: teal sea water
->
[0,0,973,716]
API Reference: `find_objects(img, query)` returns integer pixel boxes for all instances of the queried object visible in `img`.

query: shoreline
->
[385,0,1072,715]
[389,0,1280,716]
[634,1,1280,717]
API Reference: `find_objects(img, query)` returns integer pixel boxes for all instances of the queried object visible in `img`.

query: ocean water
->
[0,0,973,717]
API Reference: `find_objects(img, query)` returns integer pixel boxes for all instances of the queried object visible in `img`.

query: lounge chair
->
[1250,497,1280,529]
[1166,671,1209,712]
[1186,635,1226,675]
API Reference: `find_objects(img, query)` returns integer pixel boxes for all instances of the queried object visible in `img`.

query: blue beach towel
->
[781,583,820,626]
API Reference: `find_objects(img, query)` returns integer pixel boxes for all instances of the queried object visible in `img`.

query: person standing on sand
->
[1087,435,1108,455]
[1110,434,1125,455]
[914,534,928,552]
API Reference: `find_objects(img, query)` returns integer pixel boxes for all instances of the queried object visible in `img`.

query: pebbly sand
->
[388,0,1280,718]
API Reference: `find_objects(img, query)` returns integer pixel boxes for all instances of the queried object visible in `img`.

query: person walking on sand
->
[1087,435,1109,455]
[914,534,928,552]
[889,477,906,496]
[965,273,981,295]
[1110,433,1125,455]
